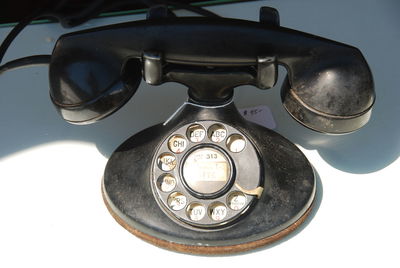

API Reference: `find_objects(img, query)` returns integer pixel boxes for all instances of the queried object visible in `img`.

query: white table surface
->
[0,0,399,267]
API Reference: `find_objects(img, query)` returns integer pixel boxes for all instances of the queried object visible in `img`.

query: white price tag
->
[239,105,276,129]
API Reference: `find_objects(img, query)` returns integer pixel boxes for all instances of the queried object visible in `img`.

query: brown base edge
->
[102,187,314,255]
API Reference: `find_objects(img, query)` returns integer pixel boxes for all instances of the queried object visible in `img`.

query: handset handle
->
[50,11,374,132]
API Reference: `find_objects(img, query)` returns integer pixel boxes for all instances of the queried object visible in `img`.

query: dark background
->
[1,0,253,24]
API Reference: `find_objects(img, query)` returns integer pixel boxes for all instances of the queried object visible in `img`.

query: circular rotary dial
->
[151,121,263,229]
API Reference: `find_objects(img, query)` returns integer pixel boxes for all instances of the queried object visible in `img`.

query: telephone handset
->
[49,7,374,254]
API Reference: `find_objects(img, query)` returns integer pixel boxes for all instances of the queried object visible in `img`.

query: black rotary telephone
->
[21,6,376,254]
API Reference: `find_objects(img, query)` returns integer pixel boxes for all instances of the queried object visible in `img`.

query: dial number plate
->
[182,147,231,195]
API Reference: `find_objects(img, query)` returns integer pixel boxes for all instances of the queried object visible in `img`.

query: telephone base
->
[102,102,316,254]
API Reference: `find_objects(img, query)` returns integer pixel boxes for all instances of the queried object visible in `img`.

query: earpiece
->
[280,46,375,134]
[49,37,142,124]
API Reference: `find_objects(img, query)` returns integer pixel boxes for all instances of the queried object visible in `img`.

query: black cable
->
[0,0,219,75]
[0,55,51,75]
[83,0,220,19]
[162,1,219,17]
[45,0,219,28]
[0,9,44,65]
[48,0,108,28]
